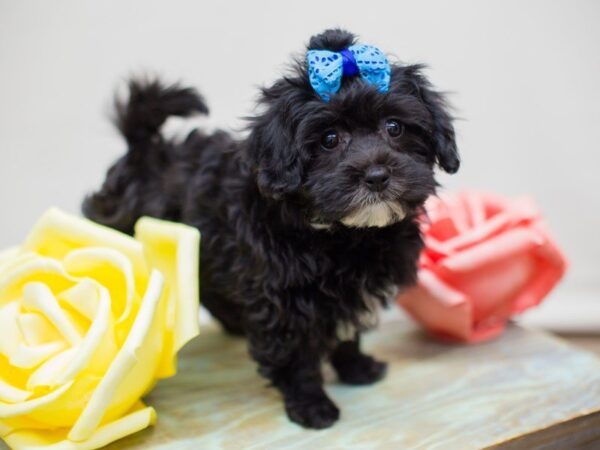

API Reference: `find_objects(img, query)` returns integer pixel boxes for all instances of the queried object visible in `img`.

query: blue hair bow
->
[307,44,391,102]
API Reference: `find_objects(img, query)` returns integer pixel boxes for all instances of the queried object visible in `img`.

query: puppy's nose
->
[363,166,390,192]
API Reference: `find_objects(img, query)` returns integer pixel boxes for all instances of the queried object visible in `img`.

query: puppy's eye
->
[320,130,339,149]
[385,119,404,138]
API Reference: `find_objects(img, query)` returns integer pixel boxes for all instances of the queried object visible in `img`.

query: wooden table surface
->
[560,334,600,357]
[94,322,600,450]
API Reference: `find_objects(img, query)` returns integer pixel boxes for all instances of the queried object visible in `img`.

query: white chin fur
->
[310,222,332,230]
[341,201,406,228]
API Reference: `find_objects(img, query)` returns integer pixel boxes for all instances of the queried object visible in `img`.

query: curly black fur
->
[83,28,459,429]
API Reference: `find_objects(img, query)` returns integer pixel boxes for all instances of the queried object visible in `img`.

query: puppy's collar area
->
[306,44,391,102]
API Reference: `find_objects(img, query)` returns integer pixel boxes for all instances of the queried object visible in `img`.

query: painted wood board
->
[101,322,600,449]
[4,322,599,450]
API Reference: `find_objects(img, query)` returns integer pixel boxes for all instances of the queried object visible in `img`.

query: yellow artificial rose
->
[0,209,200,449]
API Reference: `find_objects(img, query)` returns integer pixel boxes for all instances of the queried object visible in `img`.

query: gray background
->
[1,0,598,324]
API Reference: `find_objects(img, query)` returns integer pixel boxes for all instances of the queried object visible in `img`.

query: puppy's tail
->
[83,77,208,233]
[114,77,208,152]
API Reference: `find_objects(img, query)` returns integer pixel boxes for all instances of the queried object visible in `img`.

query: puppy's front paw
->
[333,353,388,385]
[285,392,340,429]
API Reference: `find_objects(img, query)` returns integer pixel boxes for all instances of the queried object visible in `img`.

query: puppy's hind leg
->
[331,334,387,385]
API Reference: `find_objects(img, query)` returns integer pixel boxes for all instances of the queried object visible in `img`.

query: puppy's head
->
[247,29,459,229]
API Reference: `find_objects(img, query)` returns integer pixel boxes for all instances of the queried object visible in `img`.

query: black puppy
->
[84,29,459,429]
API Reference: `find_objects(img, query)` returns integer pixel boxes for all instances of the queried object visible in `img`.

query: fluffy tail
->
[83,77,208,233]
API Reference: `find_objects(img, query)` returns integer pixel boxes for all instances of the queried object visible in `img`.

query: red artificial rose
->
[397,191,567,343]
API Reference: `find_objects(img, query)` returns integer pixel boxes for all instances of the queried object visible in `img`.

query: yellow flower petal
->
[9,342,67,370]
[23,209,148,280]
[0,257,72,307]
[17,313,62,347]
[63,248,138,326]
[0,381,73,418]
[134,217,200,377]
[0,355,29,400]
[68,271,164,441]
[22,283,82,346]
[0,379,31,403]
[0,302,24,359]
[0,247,20,268]
[55,284,113,385]
[3,403,156,450]
[26,375,100,428]
[57,280,99,322]
[26,348,77,390]
[0,415,49,437]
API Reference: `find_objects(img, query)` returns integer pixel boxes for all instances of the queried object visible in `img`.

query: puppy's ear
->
[247,80,307,199]
[403,65,460,174]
